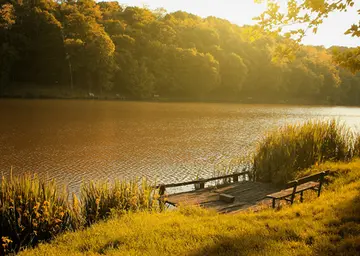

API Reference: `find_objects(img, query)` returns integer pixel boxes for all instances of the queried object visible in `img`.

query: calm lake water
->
[1,100,359,192]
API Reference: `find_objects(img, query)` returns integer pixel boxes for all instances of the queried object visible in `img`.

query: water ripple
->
[0,100,359,194]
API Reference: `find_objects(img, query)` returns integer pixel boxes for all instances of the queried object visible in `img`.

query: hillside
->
[20,160,360,256]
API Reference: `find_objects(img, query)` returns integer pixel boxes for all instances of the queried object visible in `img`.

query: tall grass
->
[0,173,78,254]
[353,133,360,157]
[81,178,161,225]
[252,120,354,184]
[0,174,160,253]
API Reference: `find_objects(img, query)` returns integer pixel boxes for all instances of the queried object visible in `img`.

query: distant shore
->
[0,87,347,106]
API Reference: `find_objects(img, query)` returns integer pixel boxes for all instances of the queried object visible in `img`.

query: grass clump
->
[252,120,353,184]
[353,134,360,157]
[0,173,80,254]
[0,174,160,254]
[81,179,161,225]
[19,159,360,256]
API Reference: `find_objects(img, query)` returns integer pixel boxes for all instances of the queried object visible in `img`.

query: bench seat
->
[266,181,319,199]
[265,170,329,208]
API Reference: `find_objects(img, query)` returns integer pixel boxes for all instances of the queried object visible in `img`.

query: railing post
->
[194,179,205,190]
[232,173,239,183]
[200,182,205,189]
[159,184,166,196]
[199,179,205,189]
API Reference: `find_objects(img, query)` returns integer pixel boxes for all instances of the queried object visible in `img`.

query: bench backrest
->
[286,170,329,188]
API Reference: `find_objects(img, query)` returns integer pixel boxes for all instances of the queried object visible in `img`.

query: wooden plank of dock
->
[166,181,278,213]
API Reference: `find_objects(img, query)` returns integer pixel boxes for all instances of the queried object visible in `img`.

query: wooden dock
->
[158,172,279,213]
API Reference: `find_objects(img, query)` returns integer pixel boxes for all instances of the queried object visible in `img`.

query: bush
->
[252,120,353,184]
[0,173,79,254]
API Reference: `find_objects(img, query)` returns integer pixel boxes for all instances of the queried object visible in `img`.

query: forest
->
[0,0,360,104]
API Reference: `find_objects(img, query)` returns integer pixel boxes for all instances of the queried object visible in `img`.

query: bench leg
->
[272,198,276,208]
[318,174,325,197]
[290,194,296,205]
[300,191,304,203]
[317,184,322,197]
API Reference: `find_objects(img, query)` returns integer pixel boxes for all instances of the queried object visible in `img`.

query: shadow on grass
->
[189,222,305,256]
[191,187,360,256]
[314,188,360,256]
[189,235,270,256]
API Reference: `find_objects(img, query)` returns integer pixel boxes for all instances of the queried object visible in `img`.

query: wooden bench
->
[266,170,329,208]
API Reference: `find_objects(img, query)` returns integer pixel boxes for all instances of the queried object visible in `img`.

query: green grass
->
[19,159,360,256]
[252,120,354,184]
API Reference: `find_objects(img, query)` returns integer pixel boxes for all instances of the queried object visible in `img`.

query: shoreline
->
[0,94,355,107]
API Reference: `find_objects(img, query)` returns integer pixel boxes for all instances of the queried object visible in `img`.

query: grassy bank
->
[0,176,161,254]
[20,160,360,256]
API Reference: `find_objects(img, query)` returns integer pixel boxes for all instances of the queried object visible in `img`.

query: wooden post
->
[272,198,276,208]
[290,181,298,205]
[300,191,304,203]
[243,167,250,181]
[159,184,166,196]
[232,173,239,183]
[194,179,205,190]
[199,179,205,189]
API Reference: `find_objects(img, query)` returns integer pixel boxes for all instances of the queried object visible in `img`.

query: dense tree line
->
[0,0,359,104]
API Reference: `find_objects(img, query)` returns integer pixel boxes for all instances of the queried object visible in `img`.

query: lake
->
[1,100,359,192]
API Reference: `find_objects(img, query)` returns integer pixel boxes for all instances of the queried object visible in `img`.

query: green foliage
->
[0,0,360,103]
[124,59,155,99]
[19,160,360,256]
[255,0,360,72]
[253,120,353,184]
[332,47,360,74]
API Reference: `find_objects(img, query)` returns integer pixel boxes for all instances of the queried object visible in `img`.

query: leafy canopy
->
[255,0,360,72]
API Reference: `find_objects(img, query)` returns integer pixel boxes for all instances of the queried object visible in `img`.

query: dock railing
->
[155,171,250,195]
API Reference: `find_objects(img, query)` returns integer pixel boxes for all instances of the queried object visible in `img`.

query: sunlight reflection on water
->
[0,100,359,193]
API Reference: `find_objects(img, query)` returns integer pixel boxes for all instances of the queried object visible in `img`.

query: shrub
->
[252,120,353,184]
[0,173,79,254]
